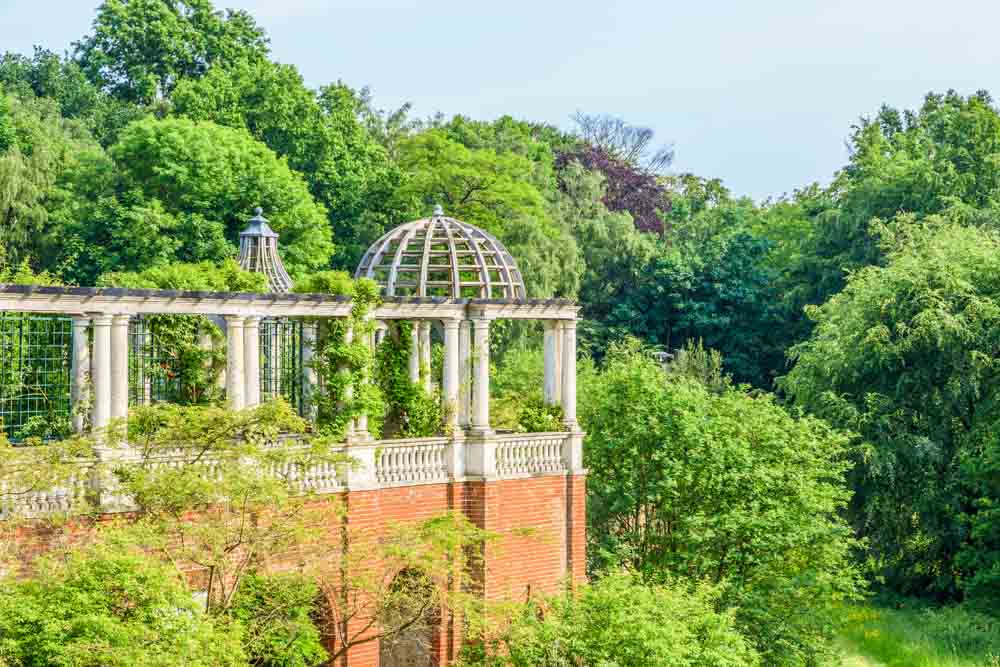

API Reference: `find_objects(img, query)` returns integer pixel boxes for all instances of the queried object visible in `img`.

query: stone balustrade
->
[496,432,567,477]
[1,431,584,518]
[375,437,451,486]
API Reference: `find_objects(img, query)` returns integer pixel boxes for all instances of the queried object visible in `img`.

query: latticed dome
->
[355,208,526,299]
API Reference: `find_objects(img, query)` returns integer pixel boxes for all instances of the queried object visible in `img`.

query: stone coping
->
[0,284,579,320]
[0,283,575,306]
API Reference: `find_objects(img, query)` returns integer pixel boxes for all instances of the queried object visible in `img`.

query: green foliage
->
[782,220,1000,603]
[580,340,863,664]
[294,272,386,439]
[490,347,562,433]
[99,258,267,292]
[0,542,245,666]
[373,321,442,438]
[229,572,328,667]
[74,0,269,104]
[173,68,402,271]
[94,117,331,278]
[0,91,107,273]
[395,128,581,298]
[463,571,759,667]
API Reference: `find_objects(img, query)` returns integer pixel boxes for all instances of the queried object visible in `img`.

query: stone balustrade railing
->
[375,437,451,486]
[2,431,582,517]
[496,432,567,477]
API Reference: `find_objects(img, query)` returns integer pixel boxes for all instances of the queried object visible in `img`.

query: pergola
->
[0,209,583,502]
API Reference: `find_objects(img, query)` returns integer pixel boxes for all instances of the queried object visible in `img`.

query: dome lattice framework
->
[238,208,293,293]
[355,209,526,299]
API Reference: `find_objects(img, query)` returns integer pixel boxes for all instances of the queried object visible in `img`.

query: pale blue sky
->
[2,0,998,200]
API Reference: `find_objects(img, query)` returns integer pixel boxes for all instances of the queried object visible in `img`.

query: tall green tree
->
[782,218,1000,603]
[73,0,269,104]
[395,129,580,298]
[172,64,402,270]
[0,92,106,272]
[57,116,333,284]
[580,341,862,664]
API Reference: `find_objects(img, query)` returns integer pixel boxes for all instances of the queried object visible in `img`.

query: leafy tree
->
[73,0,269,104]
[465,571,758,667]
[579,341,862,664]
[58,116,333,284]
[556,145,669,234]
[172,64,402,270]
[0,543,245,666]
[395,129,580,298]
[782,219,1000,603]
[0,92,107,272]
[0,47,101,121]
[786,90,1000,312]
[228,572,328,667]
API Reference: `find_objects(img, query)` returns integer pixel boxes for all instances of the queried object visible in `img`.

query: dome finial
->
[253,206,264,217]
[432,204,444,217]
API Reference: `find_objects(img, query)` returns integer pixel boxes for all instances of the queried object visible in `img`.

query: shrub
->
[0,544,244,667]
[579,339,863,664]
[462,571,759,666]
[228,572,328,667]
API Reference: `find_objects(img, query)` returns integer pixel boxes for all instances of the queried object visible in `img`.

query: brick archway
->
[378,569,438,667]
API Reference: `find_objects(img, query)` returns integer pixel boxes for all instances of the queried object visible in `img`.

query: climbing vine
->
[294,272,385,440]
[99,260,267,407]
[373,321,443,438]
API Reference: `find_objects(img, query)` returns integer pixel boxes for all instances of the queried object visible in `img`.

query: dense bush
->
[229,572,328,667]
[462,571,759,666]
[490,346,563,433]
[579,340,863,664]
[0,544,245,666]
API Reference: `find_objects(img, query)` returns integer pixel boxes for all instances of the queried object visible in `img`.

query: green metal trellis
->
[0,313,73,442]
[128,316,179,406]
[260,318,303,413]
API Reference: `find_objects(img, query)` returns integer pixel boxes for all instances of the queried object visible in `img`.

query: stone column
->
[301,321,318,423]
[225,315,246,410]
[458,319,471,428]
[341,322,356,440]
[419,320,432,393]
[543,320,562,406]
[470,316,491,435]
[70,316,91,433]
[560,319,578,429]
[110,315,130,423]
[90,315,112,434]
[442,319,461,433]
[408,321,420,385]
[243,316,261,408]
[355,319,370,441]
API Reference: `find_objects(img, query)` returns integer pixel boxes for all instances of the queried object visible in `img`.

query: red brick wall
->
[7,473,586,667]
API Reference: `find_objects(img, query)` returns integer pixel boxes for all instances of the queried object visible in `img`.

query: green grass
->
[839,604,1000,667]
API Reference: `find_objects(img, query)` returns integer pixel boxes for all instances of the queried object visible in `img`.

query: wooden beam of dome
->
[354,208,527,299]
